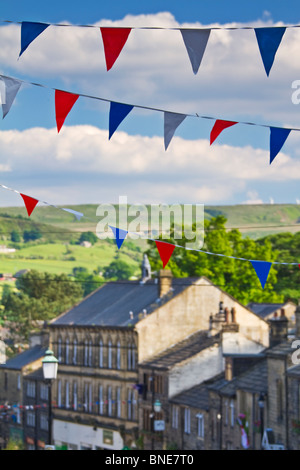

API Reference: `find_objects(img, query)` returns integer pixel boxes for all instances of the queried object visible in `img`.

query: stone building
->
[46,260,269,450]
[0,338,48,449]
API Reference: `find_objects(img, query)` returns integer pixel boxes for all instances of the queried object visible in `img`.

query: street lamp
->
[258,393,265,449]
[42,350,58,447]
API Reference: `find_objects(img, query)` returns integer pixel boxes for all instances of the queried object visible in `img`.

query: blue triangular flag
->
[109,102,134,140]
[250,260,272,289]
[109,225,128,249]
[19,21,50,57]
[269,127,291,164]
[254,27,286,76]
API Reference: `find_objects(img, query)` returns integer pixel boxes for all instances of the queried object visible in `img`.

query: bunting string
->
[0,182,299,280]
[0,19,296,75]
[0,73,296,161]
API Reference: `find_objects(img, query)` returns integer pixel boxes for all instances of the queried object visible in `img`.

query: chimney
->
[158,269,172,298]
[225,357,233,381]
[295,300,300,337]
[268,308,288,347]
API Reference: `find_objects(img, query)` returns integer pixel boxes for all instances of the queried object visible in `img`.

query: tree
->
[103,260,135,280]
[23,228,42,242]
[146,216,283,305]
[72,266,104,297]
[10,230,21,242]
[2,270,83,341]
[78,231,98,245]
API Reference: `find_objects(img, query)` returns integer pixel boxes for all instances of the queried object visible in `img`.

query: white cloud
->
[0,125,298,206]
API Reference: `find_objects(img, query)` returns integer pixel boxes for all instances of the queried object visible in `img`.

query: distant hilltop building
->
[0,245,16,253]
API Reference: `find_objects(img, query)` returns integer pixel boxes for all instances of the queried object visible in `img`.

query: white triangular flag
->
[164,112,186,150]
[62,208,84,221]
[180,29,211,74]
[0,76,22,118]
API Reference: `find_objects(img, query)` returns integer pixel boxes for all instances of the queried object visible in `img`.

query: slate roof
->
[170,381,211,410]
[0,345,47,370]
[139,331,220,370]
[51,277,199,327]
[247,302,291,319]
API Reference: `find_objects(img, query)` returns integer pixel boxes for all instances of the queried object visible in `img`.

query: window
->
[117,387,121,418]
[84,339,93,366]
[99,340,103,368]
[58,337,62,362]
[128,389,133,420]
[27,411,35,427]
[26,381,36,398]
[40,383,48,401]
[84,340,88,366]
[65,381,70,409]
[172,405,179,429]
[117,341,121,370]
[184,408,191,434]
[89,384,92,412]
[230,400,235,427]
[40,413,48,431]
[224,400,229,426]
[16,403,21,424]
[57,380,62,408]
[108,340,112,369]
[127,343,136,370]
[108,386,112,416]
[84,383,91,412]
[88,340,93,367]
[196,413,204,438]
[99,386,104,415]
[73,382,78,411]
[17,374,21,390]
[65,338,70,364]
[73,338,77,365]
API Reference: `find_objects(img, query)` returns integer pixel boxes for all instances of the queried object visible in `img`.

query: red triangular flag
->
[100,27,131,71]
[20,193,39,216]
[55,90,79,133]
[155,241,175,268]
[210,119,238,145]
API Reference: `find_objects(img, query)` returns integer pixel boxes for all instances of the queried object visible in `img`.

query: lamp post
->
[258,393,265,449]
[42,349,58,447]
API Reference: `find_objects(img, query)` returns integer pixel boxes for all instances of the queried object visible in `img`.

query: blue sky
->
[0,1,299,209]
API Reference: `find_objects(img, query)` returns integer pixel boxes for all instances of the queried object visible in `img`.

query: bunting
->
[0,73,297,161]
[61,208,84,221]
[109,225,128,249]
[55,90,79,133]
[164,111,187,150]
[180,28,211,74]
[19,21,50,57]
[0,182,299,287]
[250,260,272,289]
[269,127,291,164]
[20,193,39,216]
[100,27,131,71]
[109,102,134,139]
[0,18,294,75]
[0,76,22,118]
[254,27,286,76]
[155,240,175,268]
[210,120,238,145]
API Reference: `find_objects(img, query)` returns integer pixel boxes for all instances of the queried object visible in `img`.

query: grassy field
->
[0,240,143,277]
